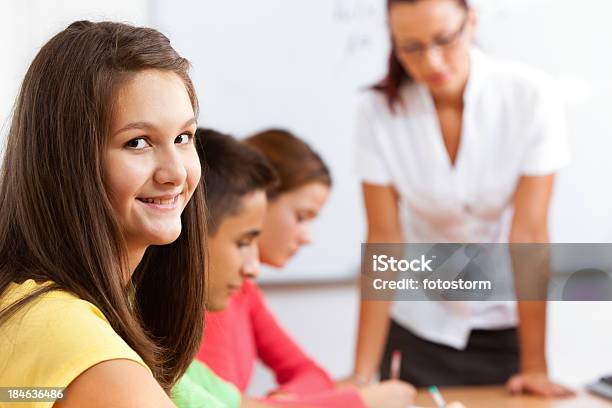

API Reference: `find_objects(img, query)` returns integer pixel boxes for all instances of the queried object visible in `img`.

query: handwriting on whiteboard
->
[333,0,386,57]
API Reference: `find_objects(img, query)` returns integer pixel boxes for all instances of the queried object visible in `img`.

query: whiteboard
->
[152,0,389,283]
[151,0,612,283]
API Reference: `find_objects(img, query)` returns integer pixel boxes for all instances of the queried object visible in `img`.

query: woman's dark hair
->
[195,128,279,235]
[373,0,469,110]
[0,21,207,392]
[245,129,332,199]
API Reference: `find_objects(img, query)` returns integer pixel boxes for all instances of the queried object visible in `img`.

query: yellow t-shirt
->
[0,279,151,408]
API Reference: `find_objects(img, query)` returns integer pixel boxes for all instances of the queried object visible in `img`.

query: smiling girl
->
[0,21,206,407]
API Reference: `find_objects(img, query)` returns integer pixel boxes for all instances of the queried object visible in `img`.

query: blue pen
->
[429,386,447,408]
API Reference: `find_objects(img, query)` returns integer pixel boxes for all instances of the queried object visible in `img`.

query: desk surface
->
[413,386,612,408]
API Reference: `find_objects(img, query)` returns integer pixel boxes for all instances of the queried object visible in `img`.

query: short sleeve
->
[353,92,394,185]
[173,360,241,408]
[0,286,150,408]
[520,82,571,176]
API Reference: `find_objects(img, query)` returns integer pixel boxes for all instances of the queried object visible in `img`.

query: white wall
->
[0,0,150,144]
[151,0,389,284]
[473,0,612,243]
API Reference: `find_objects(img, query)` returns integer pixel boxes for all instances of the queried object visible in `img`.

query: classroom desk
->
[413,386,612,407]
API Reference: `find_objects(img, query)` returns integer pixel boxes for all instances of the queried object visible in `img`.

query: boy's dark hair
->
[195,128,279,235]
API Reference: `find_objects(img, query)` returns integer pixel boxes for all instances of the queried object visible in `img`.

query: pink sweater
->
[197,280,366,407]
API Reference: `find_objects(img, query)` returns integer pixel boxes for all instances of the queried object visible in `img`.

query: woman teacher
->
[351,0,573,397]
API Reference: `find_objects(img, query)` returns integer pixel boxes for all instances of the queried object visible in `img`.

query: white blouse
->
[354,48,570,349]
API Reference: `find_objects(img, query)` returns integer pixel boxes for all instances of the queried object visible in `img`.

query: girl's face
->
[104,69,200,252]
[390,0,475,96]
[258,182,330,268]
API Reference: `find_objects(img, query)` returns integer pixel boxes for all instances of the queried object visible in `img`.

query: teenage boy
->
[172,129,278,408]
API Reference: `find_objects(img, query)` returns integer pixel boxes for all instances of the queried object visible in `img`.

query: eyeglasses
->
[394,15,468,58]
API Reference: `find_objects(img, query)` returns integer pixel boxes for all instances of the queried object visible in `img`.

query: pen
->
[429,386,447,408]
[390,350,402,380]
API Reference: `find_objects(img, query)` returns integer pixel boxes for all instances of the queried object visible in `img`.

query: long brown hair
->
[0,21,206,392]
[373,0,469,110]
[245,129,331,199]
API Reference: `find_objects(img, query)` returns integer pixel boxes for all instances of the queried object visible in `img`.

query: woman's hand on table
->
[506,371,576,397]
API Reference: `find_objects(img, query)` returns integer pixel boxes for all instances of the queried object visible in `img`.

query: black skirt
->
[380,319,519,387]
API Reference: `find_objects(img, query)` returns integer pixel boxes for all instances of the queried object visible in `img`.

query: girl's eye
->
[125,138,150,150]
[400,44,422,54]
[436,34,454,46]
[237,240,251,249]
[175,133,193,145]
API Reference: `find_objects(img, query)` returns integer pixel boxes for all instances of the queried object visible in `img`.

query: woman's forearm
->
[509,174,555,373]
[516,301,548,373]
[354,300,392,381]
[356,183,404,382]
[511,230,550,374]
